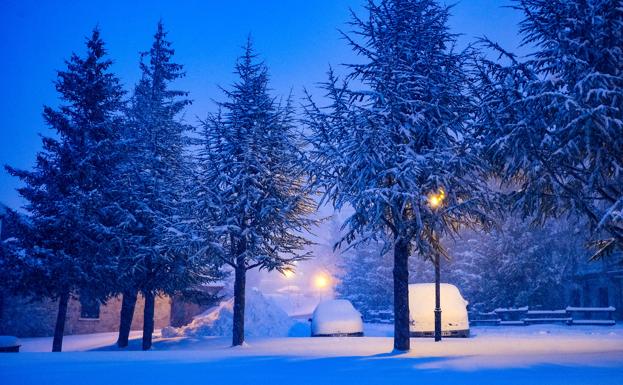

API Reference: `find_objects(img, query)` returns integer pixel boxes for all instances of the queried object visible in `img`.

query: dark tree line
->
[337,214,588,318]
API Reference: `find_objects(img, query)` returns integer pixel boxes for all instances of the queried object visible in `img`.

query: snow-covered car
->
[409,283,470,338]
[0,336,20,352]
[310,299,364,337]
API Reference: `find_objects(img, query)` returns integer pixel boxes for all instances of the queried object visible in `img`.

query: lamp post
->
[428,188,445,342]
[434,252,442,342]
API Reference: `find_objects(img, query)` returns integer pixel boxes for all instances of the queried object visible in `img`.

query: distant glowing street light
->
[428,188,446,209]
[313,273,330,289]
[312,272,332,303]
[282,269,295,279]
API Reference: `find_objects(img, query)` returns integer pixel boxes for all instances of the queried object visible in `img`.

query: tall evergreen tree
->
[200,39,314,346]
[473,0,623,258]
[118,21,198,350]
[304,0,490,351]
[5,29,124,352]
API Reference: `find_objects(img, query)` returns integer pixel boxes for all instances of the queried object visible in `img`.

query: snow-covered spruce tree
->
[472,0,623,259]
[475,217,584,310]
[5,29,124,352]
[304,0,490,351]
[200,40,314,346]
[118,21,202,350]
[335,237,394,321]
[0,209,29,301]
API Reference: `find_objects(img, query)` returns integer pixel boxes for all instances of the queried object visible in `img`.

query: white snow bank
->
[162,288,295,338]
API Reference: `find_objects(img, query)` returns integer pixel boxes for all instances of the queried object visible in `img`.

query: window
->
[80,295,100,319]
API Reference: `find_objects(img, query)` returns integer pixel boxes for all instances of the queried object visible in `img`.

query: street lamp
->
[428,188,445,342]
[281,268,295,279]
[312,272,331,302]
[427,188,445,209]
[314,274,329,289]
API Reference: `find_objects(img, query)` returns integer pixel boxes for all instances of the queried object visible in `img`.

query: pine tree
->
[118,21,198,350]
[0,208,27,299]
[5,29,124,352]
[304,0,491,351]
[473,0,623,258]
[199,39,314,346]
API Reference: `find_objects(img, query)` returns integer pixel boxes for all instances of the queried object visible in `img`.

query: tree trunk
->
[142,291,155,351]
[117,289,138,348]
[232,265,246,346]
[393,239,410,351]
[52,291,70,352]
[434,253,442,342]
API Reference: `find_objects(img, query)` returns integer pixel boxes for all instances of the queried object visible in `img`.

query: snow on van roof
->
[409,283,461,290]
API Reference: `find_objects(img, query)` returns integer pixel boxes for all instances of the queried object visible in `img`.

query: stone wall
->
[170,296,211,327]
[0,296,58,337]
[0,293,172,338]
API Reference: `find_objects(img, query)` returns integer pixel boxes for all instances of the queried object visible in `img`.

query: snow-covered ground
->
[2,325,623,385]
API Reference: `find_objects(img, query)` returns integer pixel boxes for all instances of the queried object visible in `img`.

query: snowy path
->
[2,325,623,385]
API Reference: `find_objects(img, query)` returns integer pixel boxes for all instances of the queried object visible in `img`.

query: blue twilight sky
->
[0,0,524,210]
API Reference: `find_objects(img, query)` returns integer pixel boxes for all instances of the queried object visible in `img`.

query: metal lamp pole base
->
[434,253,442,342]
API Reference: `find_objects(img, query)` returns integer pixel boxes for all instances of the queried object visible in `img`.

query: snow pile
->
[163,289,295,338]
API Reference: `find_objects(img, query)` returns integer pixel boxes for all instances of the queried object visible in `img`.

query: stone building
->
[0,293,172,337]
[0,202,220,337]
[568,252,623,319]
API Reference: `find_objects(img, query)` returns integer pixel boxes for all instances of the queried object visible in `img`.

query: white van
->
[408,283,470,338]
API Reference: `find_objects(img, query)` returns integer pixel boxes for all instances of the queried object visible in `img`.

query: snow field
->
[2,325,622,385]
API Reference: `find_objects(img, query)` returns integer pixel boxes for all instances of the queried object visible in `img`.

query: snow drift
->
[162,289,296,338]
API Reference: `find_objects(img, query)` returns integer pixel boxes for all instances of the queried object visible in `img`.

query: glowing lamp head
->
[428,188,446,209]
[313,273,330,289]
